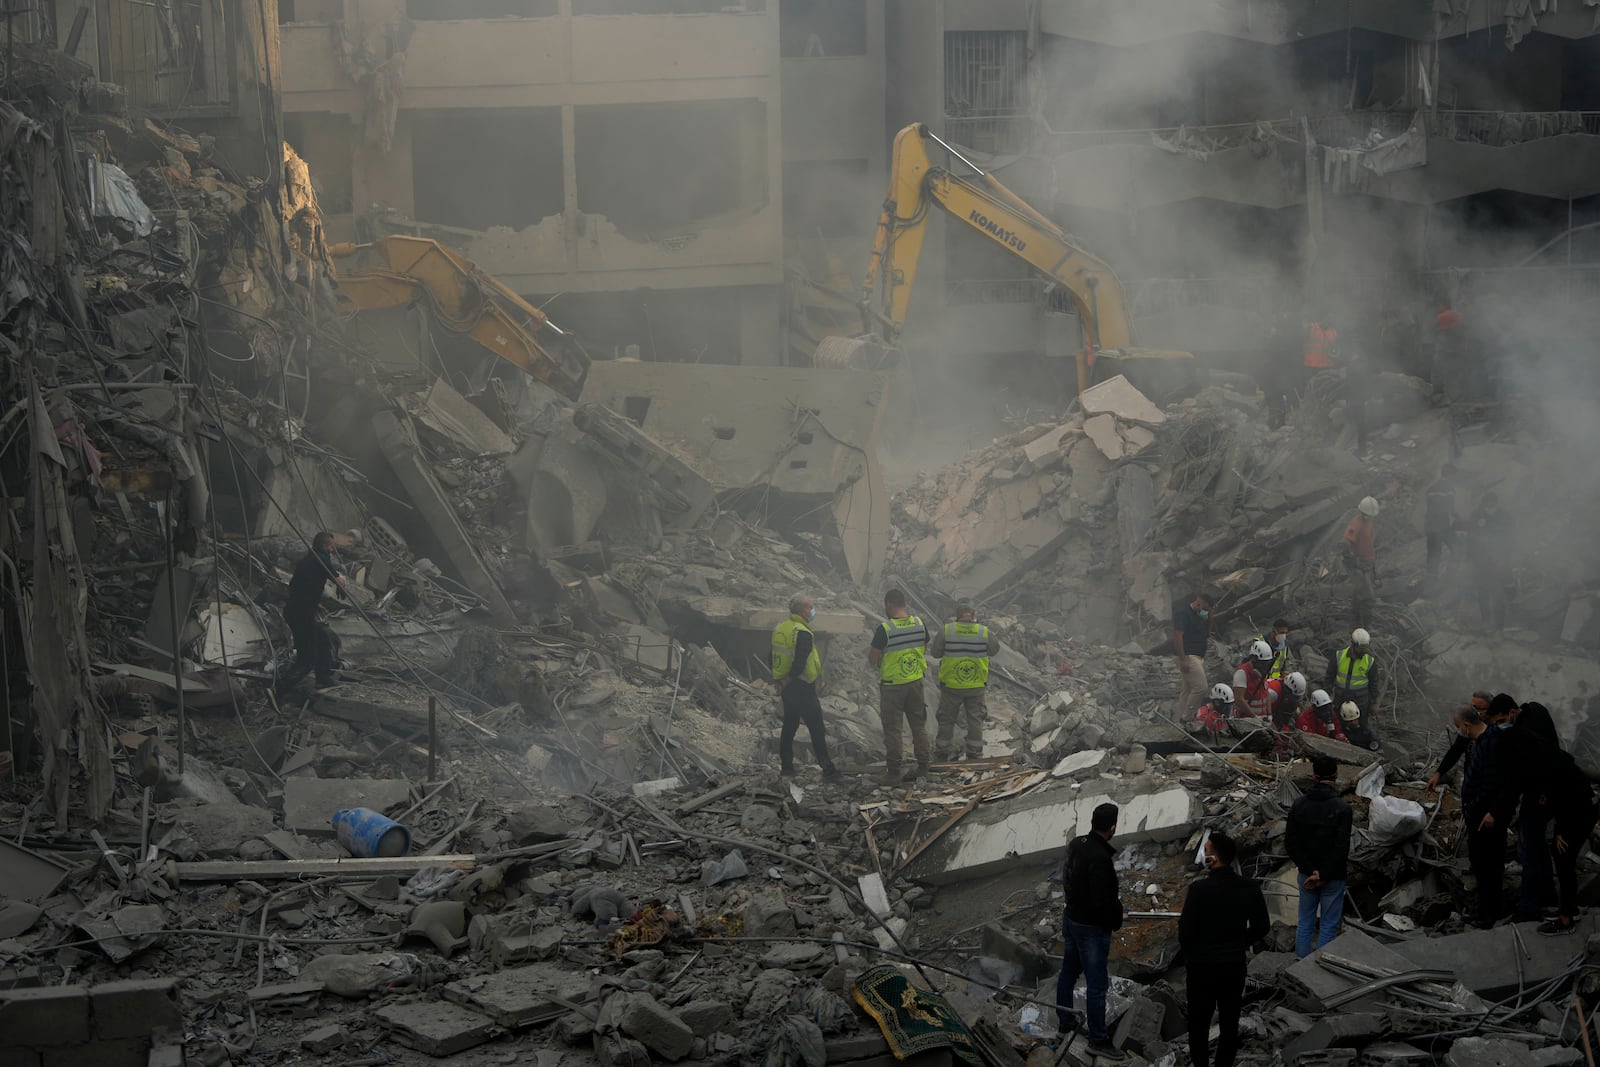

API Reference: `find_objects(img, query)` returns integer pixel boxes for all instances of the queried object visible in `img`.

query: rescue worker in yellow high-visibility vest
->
[771,593,843,783]
[929,603,1001,761]
[867,588,932,782]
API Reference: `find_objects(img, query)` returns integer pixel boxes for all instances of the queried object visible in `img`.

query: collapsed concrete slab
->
[580,362,888,585]
[1385,915,1600,999]
[902,780,1198,885]
[1079,374,1167,426]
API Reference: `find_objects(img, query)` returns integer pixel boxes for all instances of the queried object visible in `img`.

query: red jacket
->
[1194,702,1232,733]
[1267,681,1300,729]
[1296,707,1347,743]
[1233,663,1272,719]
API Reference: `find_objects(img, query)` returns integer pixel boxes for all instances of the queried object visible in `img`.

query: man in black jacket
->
[1457,703,1519,926]
[1286,757,1353,957]
[275,531,347,693]
[1055,802,1127,1061]
[1179,832,1269,1067]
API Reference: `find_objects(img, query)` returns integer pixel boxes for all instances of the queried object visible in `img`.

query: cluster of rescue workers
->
[1174,594,1384,754]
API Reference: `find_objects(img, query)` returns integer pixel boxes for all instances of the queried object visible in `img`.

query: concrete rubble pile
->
[7,35,1600,1067]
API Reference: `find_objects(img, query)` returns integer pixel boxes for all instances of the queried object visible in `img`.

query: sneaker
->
[1539,919,1576,936]
[1086,1039,1128,1061]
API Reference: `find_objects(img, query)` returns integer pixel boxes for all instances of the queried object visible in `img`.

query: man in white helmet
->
[1193,683,1236,735]
[1265,671,1309,758]
[1340,702,1379,750]
[1232,639,1276,720]
[1296,689,1348,743]
[1343,497,1380,626]
[1326,629,1381,749]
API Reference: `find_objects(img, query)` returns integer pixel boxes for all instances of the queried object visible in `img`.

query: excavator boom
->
[330,235,589,401]
[840,123,1189,392]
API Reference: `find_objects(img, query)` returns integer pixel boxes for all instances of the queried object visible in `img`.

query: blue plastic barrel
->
[331,807,412,858]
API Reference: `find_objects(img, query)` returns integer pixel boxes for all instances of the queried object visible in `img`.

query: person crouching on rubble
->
[1287,756,1352,956]
[1340,702,1379,751]
[1179,830,1268,1067]
[275,531,347,693]
[1264,672,1309,758]
[1295,690,1348,743]
[1232,639,1276,720]
[1456,703,1517,928]
[1192,683,1237,736]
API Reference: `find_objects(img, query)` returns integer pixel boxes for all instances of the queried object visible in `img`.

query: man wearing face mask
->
[1468,491,1513,632]
[771,594,843,783]
[1254,619,1293,681]
[1172,592,1213,717]
[276,531,348,693]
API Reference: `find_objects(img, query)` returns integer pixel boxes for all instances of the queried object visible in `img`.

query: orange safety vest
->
[1304,323,1336,368]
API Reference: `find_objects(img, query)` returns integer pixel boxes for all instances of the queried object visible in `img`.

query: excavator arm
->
[846,122,1189,393]
[330,235,589,401]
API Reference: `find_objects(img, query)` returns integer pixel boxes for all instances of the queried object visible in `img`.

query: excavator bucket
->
[811,335,900,371]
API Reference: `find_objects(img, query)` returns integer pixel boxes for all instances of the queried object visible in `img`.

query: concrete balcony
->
[781,56,884,162]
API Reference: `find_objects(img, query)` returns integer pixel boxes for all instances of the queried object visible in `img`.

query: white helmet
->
[1286,672,1308,698]
[1311,688,1333,709]
[1359,496,1379,517]
[1340,701,1362,722]
[1351,628,1371,647]
[1210,683,1235,704]
[1248,639,1274,662]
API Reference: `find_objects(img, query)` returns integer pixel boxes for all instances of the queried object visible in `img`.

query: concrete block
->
[373,999,495,1057]
[1084,414,1123,460]
[282,778,411,835]
[979,922,1051,982]
[616,993,694,1061]
[1446,1037,1582,1067]
[1112,995,1165,1055]
[904,781,1199,885]
[89,978,180,1039]
[743,891,798,936]
[677,1000,733,1038]
[0,984,90,1047]
[300,1024,345,1053]
[1079,375,1167,425]
[1290,729,1379,767]
[858,873,891,919]
[1387,914,1600,999]
[443,963,590,1029]
[1051,749,1107,777]
[1022,425,1074,470]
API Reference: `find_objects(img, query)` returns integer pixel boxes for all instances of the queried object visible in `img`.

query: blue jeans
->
[1295,876,1346,958]
[1057,915,1112,1042]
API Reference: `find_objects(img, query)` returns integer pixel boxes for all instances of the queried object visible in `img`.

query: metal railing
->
[97,0,234,113]
[943,278,1045,307]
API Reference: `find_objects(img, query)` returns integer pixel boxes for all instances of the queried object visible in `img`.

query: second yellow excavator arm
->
[857,123,1187,390]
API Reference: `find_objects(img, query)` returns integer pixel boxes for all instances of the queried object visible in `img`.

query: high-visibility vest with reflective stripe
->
[771,614,822,684]
[878,615,929,684]
[1334,647,1372,692]
[937,621,991,690]
[1304,323,1336,368]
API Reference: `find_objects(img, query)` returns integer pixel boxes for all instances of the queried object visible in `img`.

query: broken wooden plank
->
[677,780,744,815]
[892,798,980,880]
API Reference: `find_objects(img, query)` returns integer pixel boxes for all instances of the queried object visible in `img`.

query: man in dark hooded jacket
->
[275,531,347,692]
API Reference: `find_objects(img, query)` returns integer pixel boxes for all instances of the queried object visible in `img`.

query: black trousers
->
[1555,816,1597,919]
[1467,813,1508,921]
[278,615,337,691]
[779,682,835,774]
[1187,958,1247,1067]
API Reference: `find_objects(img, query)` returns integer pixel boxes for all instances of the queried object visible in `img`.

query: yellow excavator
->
[329,235,590,401]
[815,123,1190,394]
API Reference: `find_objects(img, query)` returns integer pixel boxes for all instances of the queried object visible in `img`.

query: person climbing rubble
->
[275,531,348,694]
[1342,497,1380,626]
[1296,689,1348,743]
[868,588,932,782]
[1340,701,1379,751]
[770,594,843,783]
[1287,756,1353,957]
[1192,683,1237,735]
[1467,490,1514,632]
[1232,639,1276,719]
[928,602,1000,762]
[1324,628,1380,745]
[1171,591,1213,716]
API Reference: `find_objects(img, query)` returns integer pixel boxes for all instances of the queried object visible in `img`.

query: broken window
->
[945,31,1028,117]
[779,0,866,58]
[574,100,768,238]
[574,0,766,14]
[406,0,558,18]
[409,109,563,231]
[782,159,870,239]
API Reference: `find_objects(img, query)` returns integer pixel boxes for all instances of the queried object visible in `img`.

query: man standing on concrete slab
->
[1286,756,1352,957]
[1056,802,1128,1062]
[1172,592,1213,716]
[1179,831,1268,1067]
[1324,629,1379,744]
[1457,703,1517,928]
[276,531,347,694]
[929,602,1000,762]
[868,589,931,782]
[771,594,843,784]
[1343,497,1380,626]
